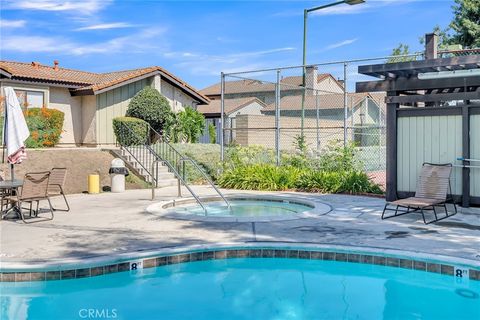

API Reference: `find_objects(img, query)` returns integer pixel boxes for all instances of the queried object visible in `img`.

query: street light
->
[300,0,365,136]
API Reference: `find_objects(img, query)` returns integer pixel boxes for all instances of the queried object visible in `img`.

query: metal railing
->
[117,122,230,213]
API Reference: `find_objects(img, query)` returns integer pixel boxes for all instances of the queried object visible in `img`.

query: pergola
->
[356,34,480,207]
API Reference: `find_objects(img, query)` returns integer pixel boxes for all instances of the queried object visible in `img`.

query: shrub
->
[224,145,276,170]
[315,142,363,172]
[24,108,64,148]
[125,87,173,133]
[208,123,216,144]
[217,163,383,194]
[218,164,302,191]
[177,107,205,143]
[113,117,149,146]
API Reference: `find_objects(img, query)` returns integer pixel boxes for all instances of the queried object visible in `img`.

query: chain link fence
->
[219,52,480,188]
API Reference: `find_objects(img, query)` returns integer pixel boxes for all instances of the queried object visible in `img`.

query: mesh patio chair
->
[382,163,457,224]
[5,171,54,223]
[48,167,70,212]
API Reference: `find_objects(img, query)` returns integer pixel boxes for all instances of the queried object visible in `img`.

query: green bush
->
[208,123,216,144]
[14,108,64,148]
[177,107,205,143]
[218,164,302,191]
[218,164,383,194]
[125,87,173,133]
[113,117,149,146]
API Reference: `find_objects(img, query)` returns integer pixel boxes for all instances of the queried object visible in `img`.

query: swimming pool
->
[1,257,478,320]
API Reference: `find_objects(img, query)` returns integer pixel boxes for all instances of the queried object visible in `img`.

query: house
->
[200,66,344,104]
[0,60,209,146]
[196,97,266,143]
[261,92,386,126]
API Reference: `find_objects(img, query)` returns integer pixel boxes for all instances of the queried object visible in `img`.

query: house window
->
[14,90,45,109]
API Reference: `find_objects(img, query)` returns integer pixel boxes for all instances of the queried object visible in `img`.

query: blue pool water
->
[168,200,312,217]
[1,258,479,320]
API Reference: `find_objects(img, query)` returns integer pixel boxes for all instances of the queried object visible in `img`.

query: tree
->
[449,0,480,48]
[177,107,205,143]
[387,43,416,63]
[126,87,173,133]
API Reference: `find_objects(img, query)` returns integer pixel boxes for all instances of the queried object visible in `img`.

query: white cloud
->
[168,47,296,76]
[75,22,136,31]
[1,28,167,56]
[326,38,358,50]
[4,0,112,14]
[0,19,26,28]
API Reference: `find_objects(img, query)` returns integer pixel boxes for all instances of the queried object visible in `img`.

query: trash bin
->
[109,158,129,193]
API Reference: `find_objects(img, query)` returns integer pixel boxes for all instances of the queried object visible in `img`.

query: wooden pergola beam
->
[386,91,480,104]
[358,55,480,77]
[356,76,480,92]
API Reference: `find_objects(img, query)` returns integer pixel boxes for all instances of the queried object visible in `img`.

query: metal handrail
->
[180,157,231,208]
[149,126,231,209]
[117,122,210,214]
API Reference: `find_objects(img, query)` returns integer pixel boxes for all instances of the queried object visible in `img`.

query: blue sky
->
[0,0,454,89]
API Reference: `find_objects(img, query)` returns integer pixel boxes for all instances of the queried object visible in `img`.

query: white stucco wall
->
[49,87,83,145]
[81,95,96,145]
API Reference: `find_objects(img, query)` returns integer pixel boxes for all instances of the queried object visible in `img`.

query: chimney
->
[53,60,59,71]
[31,61,41,69]
[425,33,438,60]
[305,66,318,95]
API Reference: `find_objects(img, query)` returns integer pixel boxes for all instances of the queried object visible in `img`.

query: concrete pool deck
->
[1,186,479,269]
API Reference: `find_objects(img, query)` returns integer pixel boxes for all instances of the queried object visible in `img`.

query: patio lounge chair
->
[48,167,70,212]
[382,163,457,224]
[5,171,54,223]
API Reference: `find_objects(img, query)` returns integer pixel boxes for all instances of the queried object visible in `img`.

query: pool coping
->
[1,242,479,282]
[146,194,332,222]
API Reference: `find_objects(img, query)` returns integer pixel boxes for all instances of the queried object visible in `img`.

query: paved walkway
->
[1,186,479,268]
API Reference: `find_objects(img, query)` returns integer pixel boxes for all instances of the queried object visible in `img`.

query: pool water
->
[1,258,479,320]
[168,199,312,217]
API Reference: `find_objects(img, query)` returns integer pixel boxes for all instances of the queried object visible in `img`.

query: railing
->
[148,126,231,209]
[117,122,230,213]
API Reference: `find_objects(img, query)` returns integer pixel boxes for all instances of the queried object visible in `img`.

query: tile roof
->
[197,97,266,115]
[0,60,209,103]
[262,92,386,112]
[200,73,337,96]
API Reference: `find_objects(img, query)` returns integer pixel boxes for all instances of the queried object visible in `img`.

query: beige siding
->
[49,87,83,145]
[81,95,96,145]
[160,79,197,112]
[471,114,480,197]
[397,115,462,195]
[96,78,147,144]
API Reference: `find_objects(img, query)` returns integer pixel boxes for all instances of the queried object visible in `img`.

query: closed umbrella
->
[2,87,30,180]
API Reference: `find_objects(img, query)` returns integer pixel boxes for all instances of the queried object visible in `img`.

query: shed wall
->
[397,115,462,195]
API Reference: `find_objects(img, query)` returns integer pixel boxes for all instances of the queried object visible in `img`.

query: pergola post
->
[386,91,398,201]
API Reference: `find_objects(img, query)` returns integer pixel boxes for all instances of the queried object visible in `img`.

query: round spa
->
[147,195,330,222]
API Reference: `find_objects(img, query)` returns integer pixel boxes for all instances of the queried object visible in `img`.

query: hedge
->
[113,117,149,146]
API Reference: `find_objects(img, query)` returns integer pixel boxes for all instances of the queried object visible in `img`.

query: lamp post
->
[301,0,365,137]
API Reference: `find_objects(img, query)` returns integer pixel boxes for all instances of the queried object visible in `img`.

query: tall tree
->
[449,0,480,48]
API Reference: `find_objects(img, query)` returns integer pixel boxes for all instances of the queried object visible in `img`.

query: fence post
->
[343,62,348,147]
[220,72,225,163]
[275,69,281,166]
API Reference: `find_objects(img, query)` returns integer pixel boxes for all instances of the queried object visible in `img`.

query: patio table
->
[0,179,23,220]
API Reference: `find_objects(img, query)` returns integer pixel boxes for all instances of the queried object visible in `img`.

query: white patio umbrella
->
[2,87,30,180]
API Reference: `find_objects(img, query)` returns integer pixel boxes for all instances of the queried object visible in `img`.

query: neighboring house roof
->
[197,97,266,116]
[262,92,386,112]
[0,60,209,104]
[200,73,338,96]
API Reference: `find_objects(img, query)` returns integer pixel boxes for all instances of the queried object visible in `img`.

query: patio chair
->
[5,171,54,223]
[48,167,70,212]
[382,163,457,224]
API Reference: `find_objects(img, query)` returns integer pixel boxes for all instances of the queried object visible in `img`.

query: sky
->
[0,0,454,89]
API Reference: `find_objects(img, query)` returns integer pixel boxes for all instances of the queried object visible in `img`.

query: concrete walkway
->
[1,186,479,268]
